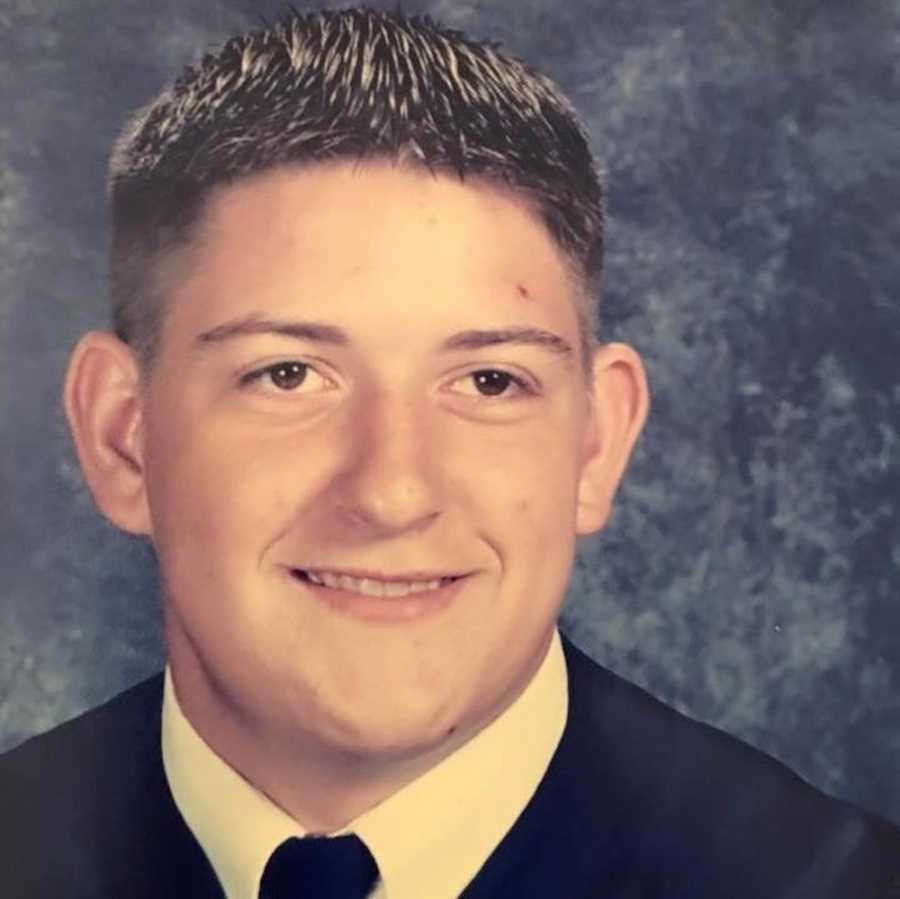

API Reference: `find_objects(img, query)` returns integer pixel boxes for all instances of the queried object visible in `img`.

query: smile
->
[294,569,459,598]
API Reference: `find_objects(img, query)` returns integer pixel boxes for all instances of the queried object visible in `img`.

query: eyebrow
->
[437,328,574,358]
[196,317,349,346]
[195,317,574,358]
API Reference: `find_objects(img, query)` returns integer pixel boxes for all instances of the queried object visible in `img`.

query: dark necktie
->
[259,834,379,899]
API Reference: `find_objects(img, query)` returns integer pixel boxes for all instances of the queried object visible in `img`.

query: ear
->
[575,342,649,535]
[63,331,152,535]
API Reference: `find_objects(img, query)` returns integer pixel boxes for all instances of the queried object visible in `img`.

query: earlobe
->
[63,331,152,535]
[575,342,649,535]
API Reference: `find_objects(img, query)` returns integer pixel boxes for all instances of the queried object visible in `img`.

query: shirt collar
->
[162,630,567,899]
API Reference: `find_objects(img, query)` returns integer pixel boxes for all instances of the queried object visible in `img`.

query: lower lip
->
[291,571,467,622]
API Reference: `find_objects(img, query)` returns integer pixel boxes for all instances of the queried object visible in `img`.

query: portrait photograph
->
[1,2,898,896]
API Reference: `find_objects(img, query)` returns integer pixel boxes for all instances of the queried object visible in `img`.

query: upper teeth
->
[305,571,446,597]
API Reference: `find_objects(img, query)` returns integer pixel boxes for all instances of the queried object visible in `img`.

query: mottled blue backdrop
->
[1,1,898,823]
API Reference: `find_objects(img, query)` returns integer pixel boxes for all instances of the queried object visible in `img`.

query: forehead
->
[161,160,582,349]
[200,160,560,249]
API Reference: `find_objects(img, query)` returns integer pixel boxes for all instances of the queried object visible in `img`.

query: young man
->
[1,8,897,898]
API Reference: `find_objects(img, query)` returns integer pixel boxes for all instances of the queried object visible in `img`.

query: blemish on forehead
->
[516,282,532,300]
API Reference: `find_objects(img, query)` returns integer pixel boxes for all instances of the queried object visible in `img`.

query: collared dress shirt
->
[162,630,568,899]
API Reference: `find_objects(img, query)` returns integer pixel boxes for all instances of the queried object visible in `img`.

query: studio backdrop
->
[1,0,898,824]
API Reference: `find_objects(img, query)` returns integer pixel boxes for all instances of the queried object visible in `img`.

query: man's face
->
[136,161,609,759]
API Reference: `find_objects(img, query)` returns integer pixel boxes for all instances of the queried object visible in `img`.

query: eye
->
[449,369,533,399]
[266,362,309,391]
[239,361,332,393]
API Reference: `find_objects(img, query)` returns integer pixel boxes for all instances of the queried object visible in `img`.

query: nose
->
[329,389,443,536]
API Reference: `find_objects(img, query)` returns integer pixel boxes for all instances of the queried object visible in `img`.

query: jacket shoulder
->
[560,636,900,897]
[0,675,167,897]
[0,673,164,793]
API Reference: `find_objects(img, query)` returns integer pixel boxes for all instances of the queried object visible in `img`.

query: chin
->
[308,693,479,763]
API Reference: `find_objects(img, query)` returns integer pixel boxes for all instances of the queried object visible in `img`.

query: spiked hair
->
[108,7,604,366]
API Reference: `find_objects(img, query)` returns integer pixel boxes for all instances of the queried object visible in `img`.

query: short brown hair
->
[108,7,604,367]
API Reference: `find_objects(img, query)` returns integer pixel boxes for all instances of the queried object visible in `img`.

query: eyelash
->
[238,361,330,392]
[449,369,535,399]
[236,361,536,399]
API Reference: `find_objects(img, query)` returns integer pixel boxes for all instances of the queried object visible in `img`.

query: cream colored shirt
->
[162,630,567,899]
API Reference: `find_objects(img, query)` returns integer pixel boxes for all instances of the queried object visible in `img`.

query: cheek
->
[476,426,582,520]
[143,420,288,561]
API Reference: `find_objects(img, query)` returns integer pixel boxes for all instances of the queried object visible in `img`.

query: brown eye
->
[268,362,308,390]
[445,368,534,401]
[238,360,333,396]
[472,370,514,396]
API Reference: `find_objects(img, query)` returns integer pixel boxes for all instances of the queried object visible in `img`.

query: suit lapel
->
[100,677,225,899]
[458,638,621,898]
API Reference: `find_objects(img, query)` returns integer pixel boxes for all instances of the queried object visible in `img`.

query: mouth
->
[289,568,468,621]
[291,568,461,597]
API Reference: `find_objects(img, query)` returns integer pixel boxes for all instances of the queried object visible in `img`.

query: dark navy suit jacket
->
[2,637,899,898]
